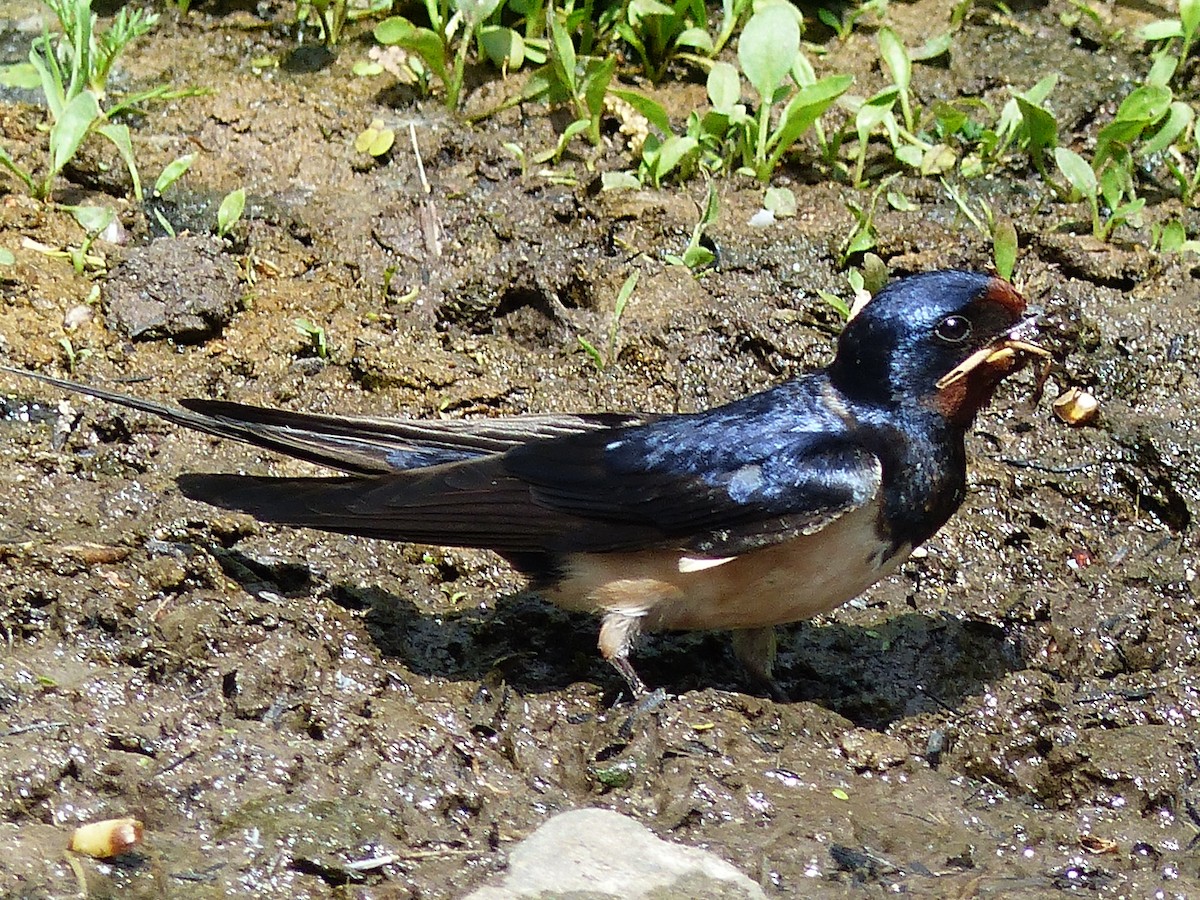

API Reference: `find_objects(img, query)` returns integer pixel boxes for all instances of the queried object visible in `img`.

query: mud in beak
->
[935,316,1051,392]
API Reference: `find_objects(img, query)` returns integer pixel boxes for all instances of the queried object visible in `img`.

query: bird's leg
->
[730,626,789,701]
[599,611,647,696]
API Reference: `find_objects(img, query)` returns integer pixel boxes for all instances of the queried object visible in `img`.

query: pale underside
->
[543,497,911,634]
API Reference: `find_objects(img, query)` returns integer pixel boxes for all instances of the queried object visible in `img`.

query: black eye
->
[935,315,972,343]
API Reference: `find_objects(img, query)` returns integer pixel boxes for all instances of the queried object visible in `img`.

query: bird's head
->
[829,270,1049,425]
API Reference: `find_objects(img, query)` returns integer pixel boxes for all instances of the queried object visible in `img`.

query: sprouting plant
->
[1150,219,1200,254]
[374,0,506,110]
[615,0,712,83]
[709,0,753,56]
[1139,0,1200,82]
[59,336,93,373]
[355,119,396,158]
[294,318,330,359]
[992,218,1018,280]
[877,28,915,136]
[817,0,887,41]
[666,181,719,270]
[736,3,853,181]
[816,264,877,321]
[839,176,895,265]
[217,189,246,238]
[547,6,615,147]
[297,0,349,48]
[0,0,172,201]
[153,153,196,197]
[578,271,638,369]
[985,74,1059,178]
[1053,147,1144,241]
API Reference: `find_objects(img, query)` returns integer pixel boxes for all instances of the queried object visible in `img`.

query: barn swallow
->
[2,270,1048,696]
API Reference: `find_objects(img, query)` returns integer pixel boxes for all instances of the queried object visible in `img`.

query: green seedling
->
[609,9,848,184]
[992,217,1018,280]
[977,74,1058,178]
[839,176,895,266]
[0,0,173,201]
[298,0,349,48]
[817,265,877,322]
[58,336,93,373]
[1151,219,1200,254]
[1054,147,1143,241]
[709,0,753,56]
[736,4,852,180]
[217,188,246,238]
[578,271,638,370]
[294,318,330,359]
[1139,0,1200,81]
[877,28,915,135]
[375,0,505,110]
[817,0,887,41]
[523,5,615,150]
[153,153,196,197]
[355,119,396,157]
[666,182,719,270]
[615,0,713,83]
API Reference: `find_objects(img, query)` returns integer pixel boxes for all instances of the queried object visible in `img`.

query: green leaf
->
[652,134,699,180]
[374,18,446,82]
[49,90,101,178]
[765,72,853,165]
[992,218,1018,280]
[910,31,952,61]
[855,86,899,145]
[610,88,672,134]
[0,62,40,89]
[582,56,616,124]
[1138,19,1183,41]
[738,3,800,103]
[1183,0,1200,37]
[96,122,143,201]
[454,0,502,28]
[706,61,741,114]
[1159,219,1187,252]
[68,204,115,234]
[877,28,910,94]
[1147,54,1177,87]
[1114,84,1172,124]
[628,0,675,21]
[1140,101,1194,156]
[601,171,641,191]
[1054,147,1096,198]
[374,16,416,44]
[675,27,714,52]
[548,10,577,94]
[217,188,246,236]
[480,26,525,69]
[1014,95,1057,157]
[154,152,197,196]
[0,247,14,266]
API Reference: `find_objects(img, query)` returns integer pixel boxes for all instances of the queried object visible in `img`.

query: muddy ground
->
[1,0,1199,896]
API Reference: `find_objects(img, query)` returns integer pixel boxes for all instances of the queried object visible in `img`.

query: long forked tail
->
[1,365,648,475]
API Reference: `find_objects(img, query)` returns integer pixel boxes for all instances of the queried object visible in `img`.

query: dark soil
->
[1,0,1198,896]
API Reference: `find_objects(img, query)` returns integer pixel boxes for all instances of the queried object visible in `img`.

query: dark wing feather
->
[0,365,650,474]
[181,379,884,558]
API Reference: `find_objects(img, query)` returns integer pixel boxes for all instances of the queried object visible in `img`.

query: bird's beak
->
[935,316,1051,391]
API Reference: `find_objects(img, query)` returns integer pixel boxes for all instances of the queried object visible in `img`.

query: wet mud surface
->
[1,0,1199,896]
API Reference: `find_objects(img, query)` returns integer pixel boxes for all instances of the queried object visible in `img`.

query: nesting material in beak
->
[935,318,1051,392]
